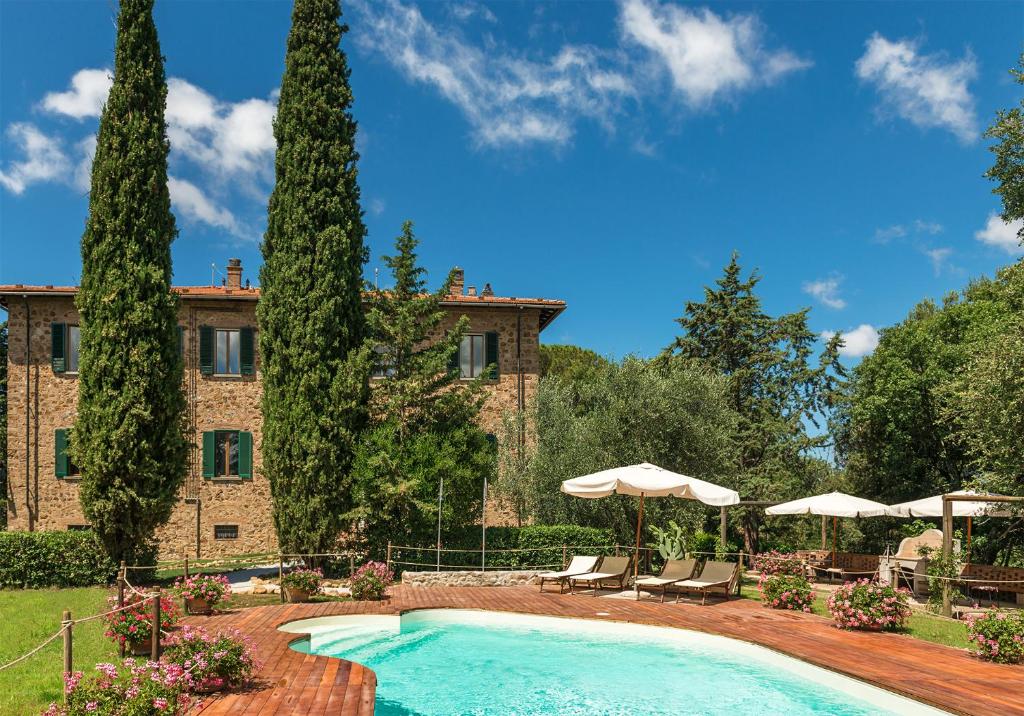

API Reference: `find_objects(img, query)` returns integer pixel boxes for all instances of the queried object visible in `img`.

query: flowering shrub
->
[104,594,179,648]
[759,573,814,612]
[280,568,322,594]
[965,608,1024,664]
[826,579,911,631]
[162,625,260,692]
[174,574,231,608]
[349,561,394,601]
[751,550,805,578]
[43,659,191,715]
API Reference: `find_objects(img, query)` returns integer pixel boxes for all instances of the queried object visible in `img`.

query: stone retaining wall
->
[402,570,541,587]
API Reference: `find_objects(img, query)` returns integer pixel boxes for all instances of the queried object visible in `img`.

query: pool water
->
[286,610,945,716]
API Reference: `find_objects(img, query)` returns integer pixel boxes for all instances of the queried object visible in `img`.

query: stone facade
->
[401,570,541,587]
[1,266,564,559]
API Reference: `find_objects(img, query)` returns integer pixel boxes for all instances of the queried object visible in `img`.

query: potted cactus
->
[649,521,687,562]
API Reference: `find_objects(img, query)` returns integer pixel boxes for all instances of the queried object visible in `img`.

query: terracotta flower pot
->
[284,587,311,603]
[128,635,155,656]
[186,597,211,615]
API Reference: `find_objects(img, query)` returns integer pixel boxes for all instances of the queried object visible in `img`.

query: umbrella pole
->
[832,516,837,569]
[966,516,972,565]
[635,493,645,584]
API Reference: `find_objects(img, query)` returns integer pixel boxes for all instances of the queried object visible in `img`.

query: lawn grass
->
[0,587,117,716]
[738,576,969,650]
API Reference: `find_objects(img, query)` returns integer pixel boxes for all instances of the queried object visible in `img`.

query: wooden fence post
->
[349,553,355,577]
[61,609,73,701]
[116,563,126,659]
[386,542,392,569]
[737,551,745,596]
[279,554,285,603]
[561,544,567,569]
[183,553,189,580]
[151,588,161,661]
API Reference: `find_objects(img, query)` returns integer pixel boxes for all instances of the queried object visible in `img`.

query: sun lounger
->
[537,556,600,593]
[634,558,698,602]
[569,555,632,596]
[673,560,739,605]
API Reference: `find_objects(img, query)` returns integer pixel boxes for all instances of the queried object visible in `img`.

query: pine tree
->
[258,0,371,555]
[661,253,844,553]
[72,0,186,565]
[349,222,493,550]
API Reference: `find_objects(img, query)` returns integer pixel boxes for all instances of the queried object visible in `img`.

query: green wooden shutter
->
[55,429,69,478]
[448,335,461,376]
[199,326,214,375]
[202,431,216,478]
[51,323,66,373]
[239,327,255,375]
[485,331,499,379]
[238,431,253,479]
[177,326,184,358]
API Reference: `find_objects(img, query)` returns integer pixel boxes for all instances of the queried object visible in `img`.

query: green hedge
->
[0,531,118,588]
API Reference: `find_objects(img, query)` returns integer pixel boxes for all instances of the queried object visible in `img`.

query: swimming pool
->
[283,609,947,715]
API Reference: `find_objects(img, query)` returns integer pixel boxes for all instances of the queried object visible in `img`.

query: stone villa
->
[1,260,565,557]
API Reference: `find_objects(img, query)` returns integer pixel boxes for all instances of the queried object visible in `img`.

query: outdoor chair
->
[634,558,697,602]
[568,555,632,596]
[537,556,600,593]
[673,560,739,605]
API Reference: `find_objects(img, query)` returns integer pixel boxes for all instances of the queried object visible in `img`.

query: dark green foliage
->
[258,0,371,555]
[72,0,186,565]
[836,261,1024,563]
[539,344,609,384]
[660,253,844,553]
[0,531,118,588]
[984,53,1024,246]
[419,524,614,571]
[350,222,493,551]
[497,357,736,544]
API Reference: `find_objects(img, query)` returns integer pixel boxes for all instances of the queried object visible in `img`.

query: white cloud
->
[450,2,497,24]
[855,33,977,143]
[822,324,880,358]
[923,247,953,276]
[873,224,907,243]
[802,275,846,310]
[975,212,1024,254]
[72,135,97,193]
[168,176,247,240]
[0,123,70,194]
[619,0,810,108]
[913,219,943,235]
[40,68,112,120]
[351,0,633,147]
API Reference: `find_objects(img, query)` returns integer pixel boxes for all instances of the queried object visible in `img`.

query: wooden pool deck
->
[188,584,1023,715]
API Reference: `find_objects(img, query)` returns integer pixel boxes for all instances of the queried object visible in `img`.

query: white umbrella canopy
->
[766,491,890,569]
[766,491,891,518]
[560,462,740,505]
[561,463,740,584]
[889,490,1010,518]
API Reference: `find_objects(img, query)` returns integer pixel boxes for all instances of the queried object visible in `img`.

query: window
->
[216,329,240,375]
[214,430,240,477]
[459,335,485,378]
[55,428,80,478]
[67,326,81,373]
[199,326,253,376]
[202,430,253,479]
[456,332,499,379]
[214,525,239,540]
[371,344,395,378]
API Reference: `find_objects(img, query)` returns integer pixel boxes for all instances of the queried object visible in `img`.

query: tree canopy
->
[984,53,1024,246]
[72,0,186,565]
[258,0,371,555]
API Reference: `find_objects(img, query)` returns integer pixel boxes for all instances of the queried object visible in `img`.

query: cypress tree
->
[258,0,371,555]
[72,0,186,565]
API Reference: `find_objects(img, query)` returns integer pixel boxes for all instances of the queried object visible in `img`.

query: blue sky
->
[1,0,1021,362]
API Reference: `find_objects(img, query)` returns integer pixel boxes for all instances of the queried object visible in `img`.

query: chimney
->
[226,258,242,290]
[450,267,464,296]
[467,285,477,297]
[481,283,494,297]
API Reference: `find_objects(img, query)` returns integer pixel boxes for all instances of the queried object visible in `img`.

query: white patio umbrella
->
[889,490,1010,561]
[561,462,740,581]
[765,492,891,568]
